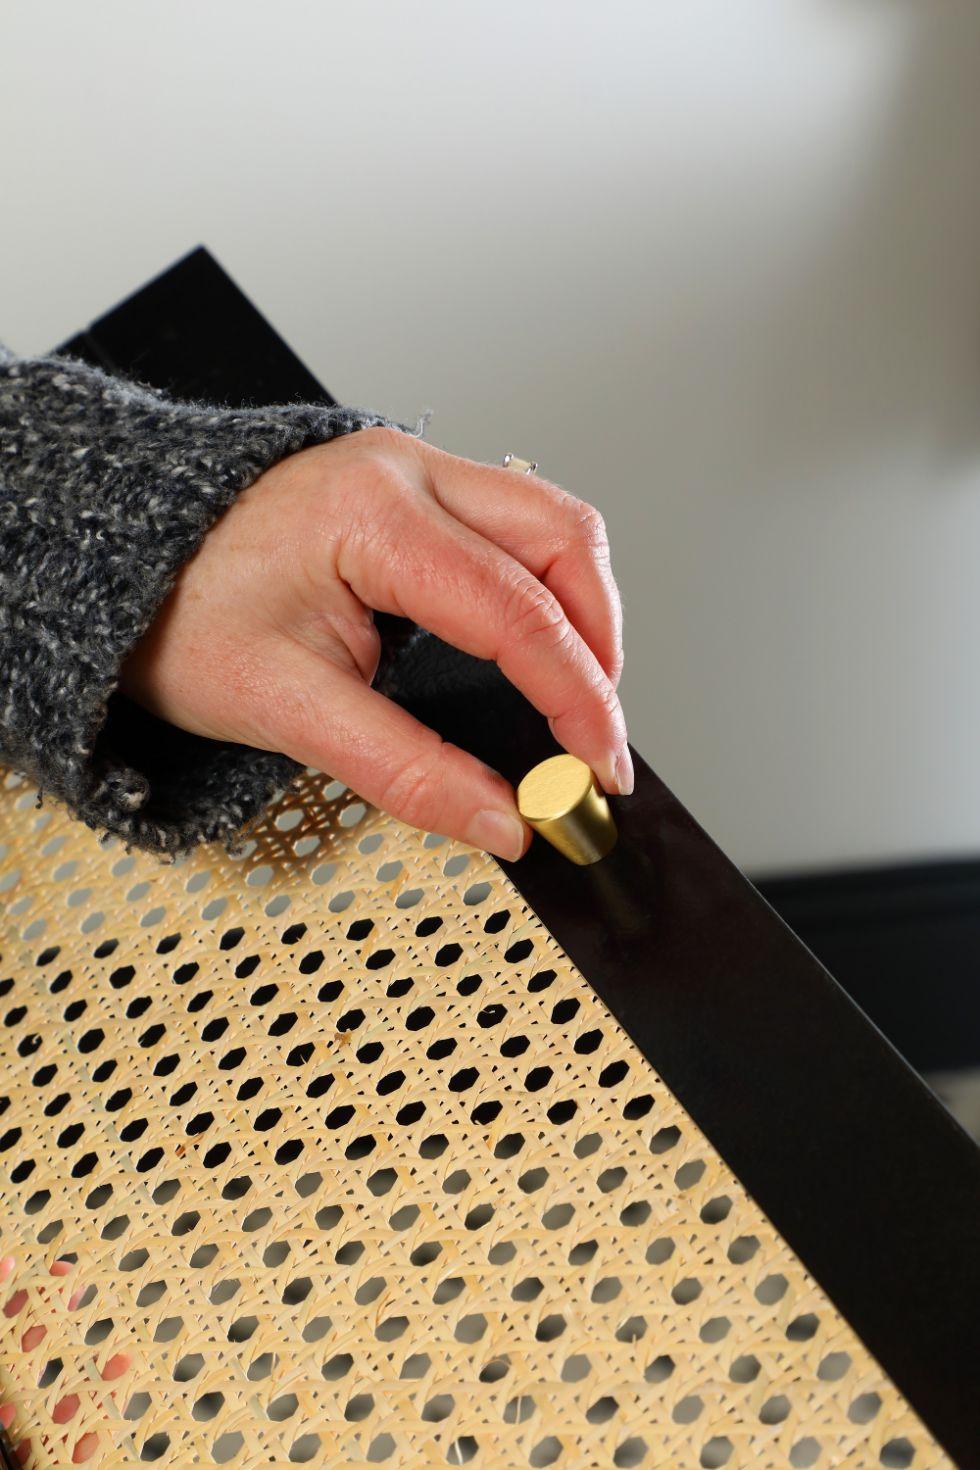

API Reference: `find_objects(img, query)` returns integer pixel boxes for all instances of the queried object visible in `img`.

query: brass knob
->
[516,754,618,865]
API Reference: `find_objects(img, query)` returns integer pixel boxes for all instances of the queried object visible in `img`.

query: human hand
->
[121,427,629,861]
[0,1255,131,1464]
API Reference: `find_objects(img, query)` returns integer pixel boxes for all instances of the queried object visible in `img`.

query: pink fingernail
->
[614,747,634,796]
[467,809,527,862]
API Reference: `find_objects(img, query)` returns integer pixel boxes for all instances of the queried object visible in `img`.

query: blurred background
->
[3,0,980,1120]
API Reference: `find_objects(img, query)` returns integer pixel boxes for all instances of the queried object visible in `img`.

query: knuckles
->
[592,671,624,720]
[349,426,423,487]
[556,493,609,559]
[355,424,414,454]
[375,745,448,834]
[573,502,609,555]
[606,644,626,688]
[340,437,426,524]
[504,575,569,649]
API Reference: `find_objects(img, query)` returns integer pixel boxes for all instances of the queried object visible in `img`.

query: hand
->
[121,427,629,861]
[0,1255,131,1464]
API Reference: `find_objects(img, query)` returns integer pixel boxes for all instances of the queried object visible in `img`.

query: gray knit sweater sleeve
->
[0,341,422,855]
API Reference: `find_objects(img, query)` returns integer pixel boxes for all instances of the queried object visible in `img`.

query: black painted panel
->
[758,861,980,1073]
[61,246,331,408]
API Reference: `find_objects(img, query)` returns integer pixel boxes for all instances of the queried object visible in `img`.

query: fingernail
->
[467,808,527,861]
[614,746,634,796]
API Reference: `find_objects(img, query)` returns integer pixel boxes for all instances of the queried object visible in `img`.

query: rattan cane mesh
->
[0,767,947,1469]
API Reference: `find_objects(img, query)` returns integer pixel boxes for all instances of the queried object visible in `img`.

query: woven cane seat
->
[0,765,947,1468]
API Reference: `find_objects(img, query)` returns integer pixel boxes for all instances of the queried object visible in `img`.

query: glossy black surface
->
[60,249,980,1470]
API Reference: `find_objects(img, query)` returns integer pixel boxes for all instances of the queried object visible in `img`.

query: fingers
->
[52,1394,80,1426]
[21,1322,46,1352]
[339,494,631,794]
[64,1351,131,1464]
[247,644,531,860]
[0,1258,131,1466]
[422,445,624,687]
[74,1433,99,1464]
[3,1288,27,1319]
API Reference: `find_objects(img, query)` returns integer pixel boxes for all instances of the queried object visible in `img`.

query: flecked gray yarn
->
[0,341,429,856]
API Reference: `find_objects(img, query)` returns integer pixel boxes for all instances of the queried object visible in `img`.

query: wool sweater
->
[0,341,433,855]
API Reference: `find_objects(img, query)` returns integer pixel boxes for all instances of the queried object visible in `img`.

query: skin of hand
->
[0,1255,130,1464]
[121,427,630,861]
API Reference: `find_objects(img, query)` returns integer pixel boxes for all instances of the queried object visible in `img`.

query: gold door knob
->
[517,754,618,865]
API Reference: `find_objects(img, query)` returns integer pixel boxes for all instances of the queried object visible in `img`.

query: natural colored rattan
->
[0,766,948,1468]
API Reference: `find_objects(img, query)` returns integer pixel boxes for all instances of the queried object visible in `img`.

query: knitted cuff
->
[0,348,424,855]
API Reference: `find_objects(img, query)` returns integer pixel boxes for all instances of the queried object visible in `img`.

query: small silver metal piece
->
[502,454,538,474]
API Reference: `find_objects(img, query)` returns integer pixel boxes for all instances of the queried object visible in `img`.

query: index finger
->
[340,497,631,794]
[421,445,624,687]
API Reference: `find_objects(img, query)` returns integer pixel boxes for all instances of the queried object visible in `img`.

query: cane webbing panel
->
[0,767,947,1469]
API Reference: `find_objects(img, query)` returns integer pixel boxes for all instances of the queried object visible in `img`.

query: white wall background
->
[3,0,980,874]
